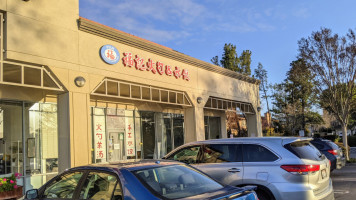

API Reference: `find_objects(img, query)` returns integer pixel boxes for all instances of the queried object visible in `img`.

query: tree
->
[298,28,356,160]
[254,63,270,114]
[271,82,300,136]
[211,56,220,66]
[211,43,251,75]
[286,59,315,132]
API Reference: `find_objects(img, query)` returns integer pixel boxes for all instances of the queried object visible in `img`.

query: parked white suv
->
[163,137,334,200]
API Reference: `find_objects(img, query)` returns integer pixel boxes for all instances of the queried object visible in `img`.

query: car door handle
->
[228,168,241,173]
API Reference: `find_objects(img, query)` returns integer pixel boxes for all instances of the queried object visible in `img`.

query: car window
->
[324,140,339,149]
[311,142,324,150]
[284,141,323,161]
[243,144,279,162]
[168,146,201,164]
[202,144,242,163]
[42,171,84,199]
[79,172,119,200]
[134,165,223,199]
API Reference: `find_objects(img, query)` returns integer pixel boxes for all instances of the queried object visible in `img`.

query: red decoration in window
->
[96,124,102,131]
[97,151,104,158]
[96,133,103,140]
[156,61,164,75]
[165,65,173,76]
[122,52,134,67]
[146,59,157,74]
[173,66,182,79]
[97,141,103,149]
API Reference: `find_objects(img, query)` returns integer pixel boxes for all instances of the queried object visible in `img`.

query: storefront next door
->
[204,116,221,139]
[0,100,58,192]
[91,107,184,163]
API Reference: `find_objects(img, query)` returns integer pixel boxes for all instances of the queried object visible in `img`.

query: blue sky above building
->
[80,0,356,112]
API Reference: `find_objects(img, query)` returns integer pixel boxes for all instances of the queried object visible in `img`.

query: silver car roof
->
[184,137,312,145]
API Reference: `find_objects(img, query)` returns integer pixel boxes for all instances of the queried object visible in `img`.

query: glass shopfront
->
[0,100,58,191]
[91,107,184,163]
[204,116,221,139]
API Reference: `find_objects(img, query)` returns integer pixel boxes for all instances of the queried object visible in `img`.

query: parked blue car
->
[25,160,257,200]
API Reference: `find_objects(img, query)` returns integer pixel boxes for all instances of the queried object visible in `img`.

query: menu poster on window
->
[94,116,106,161]
[125,117,135,156]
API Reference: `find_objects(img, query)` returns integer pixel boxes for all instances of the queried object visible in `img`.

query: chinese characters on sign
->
[94,116,107,160]
[100,45,120,65]
[122,52,190,81]
[125,117,136,157]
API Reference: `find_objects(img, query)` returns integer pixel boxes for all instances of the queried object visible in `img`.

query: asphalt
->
[350,147,356,159]
[331,163,356,200]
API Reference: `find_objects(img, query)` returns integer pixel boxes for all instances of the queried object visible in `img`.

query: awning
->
[91,78,192,107]
[0,61,64,91]
[204,97,255,114]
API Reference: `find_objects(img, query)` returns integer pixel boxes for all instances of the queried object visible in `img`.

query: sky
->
[79,0,356,113]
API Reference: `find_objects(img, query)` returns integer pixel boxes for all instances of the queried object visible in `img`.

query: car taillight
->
[327,149,338,155]
[281,165,320,174]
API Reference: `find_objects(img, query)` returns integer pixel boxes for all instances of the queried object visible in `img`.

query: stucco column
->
[58,91,91,172]
[246,113,262,137]
[184,105,205,143]
[58,92,72,172]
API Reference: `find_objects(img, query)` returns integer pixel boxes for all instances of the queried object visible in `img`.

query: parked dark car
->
[310,138,346,171]
[24,160,258,200]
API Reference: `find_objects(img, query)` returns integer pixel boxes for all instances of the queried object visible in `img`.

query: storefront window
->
[0,101,58,190]
[204,116,221,140]
[91,107,184,163]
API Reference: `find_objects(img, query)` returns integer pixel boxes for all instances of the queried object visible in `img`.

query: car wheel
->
[255,187,274,200]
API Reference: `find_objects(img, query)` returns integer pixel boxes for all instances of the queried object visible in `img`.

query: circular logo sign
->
[100,45,120,65]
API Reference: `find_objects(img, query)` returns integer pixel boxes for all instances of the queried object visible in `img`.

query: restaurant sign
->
[122,52,190,81]
[100,45,190,81]
[100,45,120,65]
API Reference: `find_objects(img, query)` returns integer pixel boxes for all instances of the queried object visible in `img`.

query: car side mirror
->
[26,189,39,199]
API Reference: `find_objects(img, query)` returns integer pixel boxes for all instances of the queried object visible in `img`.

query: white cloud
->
[80,0,289,43]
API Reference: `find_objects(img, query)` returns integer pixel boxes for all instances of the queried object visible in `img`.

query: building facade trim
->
[78,17,260,85]
[91,78,192,107]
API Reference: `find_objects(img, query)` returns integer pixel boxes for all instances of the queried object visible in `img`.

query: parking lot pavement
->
[350,147,356,158]
[331,163,356,200]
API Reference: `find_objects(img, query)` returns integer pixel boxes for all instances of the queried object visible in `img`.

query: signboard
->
[125,117,135,156]
[94,116,106,160]
[100,45,120,65]
[122,52,190,81]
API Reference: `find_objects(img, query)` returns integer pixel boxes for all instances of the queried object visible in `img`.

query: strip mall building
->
[0,0,261,190]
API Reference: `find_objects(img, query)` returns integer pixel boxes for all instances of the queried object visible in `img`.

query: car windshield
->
[134,165,223,199]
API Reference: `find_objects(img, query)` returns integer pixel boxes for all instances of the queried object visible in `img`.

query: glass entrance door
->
[141,112,155,159]
[107,132,125,162]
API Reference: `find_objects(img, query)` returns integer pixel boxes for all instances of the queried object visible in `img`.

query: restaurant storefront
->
[0,0,262,191]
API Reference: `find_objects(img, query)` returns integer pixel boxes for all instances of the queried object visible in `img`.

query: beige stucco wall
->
[1,0,261,168]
